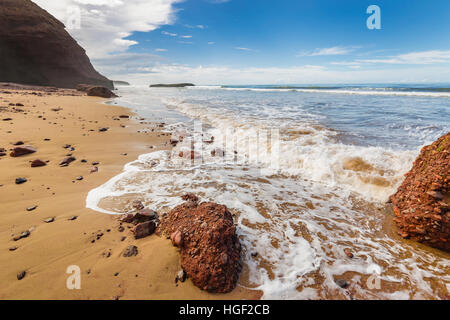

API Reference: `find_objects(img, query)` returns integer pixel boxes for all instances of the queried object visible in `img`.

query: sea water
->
[87,84,450,299]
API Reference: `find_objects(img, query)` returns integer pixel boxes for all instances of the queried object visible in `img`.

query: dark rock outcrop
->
[158,194,242,293]
[0,0,113,89]
[390,133,449,252]
[76,84,117,98]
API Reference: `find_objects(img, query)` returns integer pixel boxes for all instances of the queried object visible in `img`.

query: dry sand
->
[0,87,261,300]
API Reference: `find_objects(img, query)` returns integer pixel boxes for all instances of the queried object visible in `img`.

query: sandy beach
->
[0,87,261,300]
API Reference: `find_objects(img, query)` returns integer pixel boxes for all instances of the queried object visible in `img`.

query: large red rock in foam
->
[158,194,242,293]
[390,133,449,252]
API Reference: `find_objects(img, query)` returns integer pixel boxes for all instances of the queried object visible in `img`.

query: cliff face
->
[390,133,449,252]
[0,0,113,89]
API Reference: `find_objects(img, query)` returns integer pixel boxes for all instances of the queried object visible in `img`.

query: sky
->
[32,0,450,85]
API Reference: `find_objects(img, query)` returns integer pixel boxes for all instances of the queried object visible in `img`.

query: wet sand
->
[0,87,261,300]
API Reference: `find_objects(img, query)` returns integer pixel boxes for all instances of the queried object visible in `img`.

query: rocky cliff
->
[0,0,113,89]
[390,133,449,252]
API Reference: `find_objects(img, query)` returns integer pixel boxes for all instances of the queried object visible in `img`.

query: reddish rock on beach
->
[10,145,36,157]
[30,159,46,167]
[390,133,449,252]
[158,194,242,293]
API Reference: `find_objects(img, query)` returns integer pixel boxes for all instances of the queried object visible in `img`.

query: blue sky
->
[34,0,450,84]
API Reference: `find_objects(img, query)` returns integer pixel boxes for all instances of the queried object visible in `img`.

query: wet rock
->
[136,208,158,221]
[336,279,349,289]
[132,200,145,211]
[31,159,46,167]
[123,245,138,257]
[159,195,242,293]
[390,133,449,252]
[15,177,27,185]
[17,271,26,280]
[10,145,36,157]
[131,221,156,239]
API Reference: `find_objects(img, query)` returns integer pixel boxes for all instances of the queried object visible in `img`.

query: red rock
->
[131,221,156,239]
[170,230,183,247]
[10,145,36,157]
[31,159,46,167]
[390,133,449,252]
[158,195,242,293]
[120,213,135,223]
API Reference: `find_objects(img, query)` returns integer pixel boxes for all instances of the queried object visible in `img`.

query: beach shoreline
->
[0,86,261,300]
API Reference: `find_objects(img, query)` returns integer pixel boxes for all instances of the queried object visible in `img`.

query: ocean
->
[86,84,450,299]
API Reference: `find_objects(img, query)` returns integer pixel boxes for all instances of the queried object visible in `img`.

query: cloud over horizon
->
[33,0,183,59]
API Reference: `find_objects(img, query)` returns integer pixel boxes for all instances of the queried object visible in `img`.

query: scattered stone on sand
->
[158,194,242,293]
[131,221,156,239]
[10,145,36,157]
[17,271,26,280]
[123,245,138,257]
[9,246,18,251]
[99,127,108,132]
[13,230,30,241]
[76,176,83,181]
[44,217,55,223]
[118,225,125,232]
[389,133,449,252]
[31,159,46,167]
[26,205,37,212]
[59,156,76,166]
[15,177,27,184]
[90,166,98,173]
[68,216,78,221]
[13,141,24,146]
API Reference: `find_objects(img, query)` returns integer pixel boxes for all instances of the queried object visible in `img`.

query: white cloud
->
[299,46,354,57]
[180,35,192,38]
[155,48,168,52]
[185,24,205,29]
[235,47,256,52]
[162,31,178,37]
[32,0,183,59]
[208,42,215,45]
[358,50,450,65]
